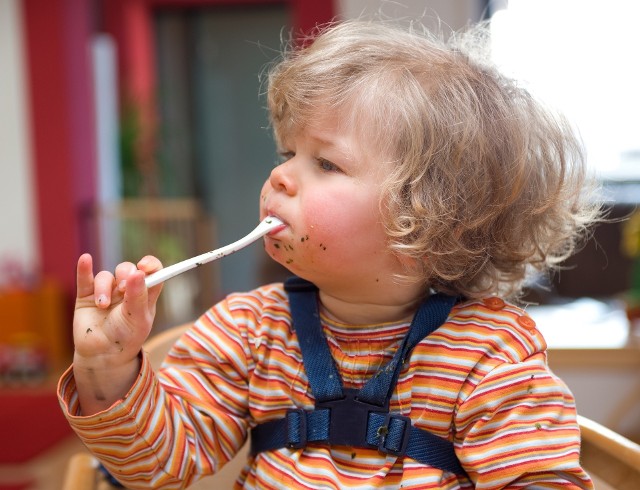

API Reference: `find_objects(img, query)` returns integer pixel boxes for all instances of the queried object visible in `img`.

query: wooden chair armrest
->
[62,452,98,490]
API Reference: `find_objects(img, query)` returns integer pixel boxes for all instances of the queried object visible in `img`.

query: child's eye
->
[317,158,341,173]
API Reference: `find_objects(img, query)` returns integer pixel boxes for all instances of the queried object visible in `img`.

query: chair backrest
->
[144,324,191,371]
[578,414,640,490]
[144,324,249,489]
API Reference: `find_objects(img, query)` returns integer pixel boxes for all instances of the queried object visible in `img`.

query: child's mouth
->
[265,215,287,235]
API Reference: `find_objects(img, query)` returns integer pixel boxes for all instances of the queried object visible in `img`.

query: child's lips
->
[266,214,287,235]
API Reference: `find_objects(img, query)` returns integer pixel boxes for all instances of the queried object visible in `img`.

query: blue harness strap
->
[250,277,466,477]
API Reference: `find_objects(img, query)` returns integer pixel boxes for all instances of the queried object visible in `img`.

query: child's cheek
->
[300,209,358,264]
[259,187,268,206]
[303,192,348,232]
[301,205,338,247]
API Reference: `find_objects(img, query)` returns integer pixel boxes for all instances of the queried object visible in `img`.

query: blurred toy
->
[621,209,640,327]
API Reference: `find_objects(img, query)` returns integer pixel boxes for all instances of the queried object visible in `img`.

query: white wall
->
[0,0,38,285]
[336,0,485,31]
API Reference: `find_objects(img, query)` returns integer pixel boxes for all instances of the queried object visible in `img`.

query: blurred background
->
[0,0,492,368]
[0,0,639,488]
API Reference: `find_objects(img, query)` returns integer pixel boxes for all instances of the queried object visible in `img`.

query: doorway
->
[154,4,290,297]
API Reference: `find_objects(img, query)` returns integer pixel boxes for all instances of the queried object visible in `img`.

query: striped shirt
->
[58,282,593,489]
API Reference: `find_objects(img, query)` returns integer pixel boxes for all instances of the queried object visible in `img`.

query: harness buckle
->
[317,388,387,448]
[377,413,412,457]
[285,408,307,449]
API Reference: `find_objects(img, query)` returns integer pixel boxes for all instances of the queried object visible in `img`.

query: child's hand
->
[73,253,163,364]
[72,253,163,414]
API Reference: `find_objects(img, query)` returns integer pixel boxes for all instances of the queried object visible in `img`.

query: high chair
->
[578,414,640,490]
[62,324,640,489]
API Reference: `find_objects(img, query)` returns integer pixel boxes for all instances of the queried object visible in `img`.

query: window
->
[490,0,640,182]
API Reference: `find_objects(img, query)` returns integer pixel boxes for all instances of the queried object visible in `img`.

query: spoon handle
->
[144,217,284,288]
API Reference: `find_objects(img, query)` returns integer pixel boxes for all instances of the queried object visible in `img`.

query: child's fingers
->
[121,270,152,325]
[114,262,138,291]
[76,254,95,299]
[137,255,163,274]
[94,270,116,308]
[146,281,163,308]
[136,256,164,305]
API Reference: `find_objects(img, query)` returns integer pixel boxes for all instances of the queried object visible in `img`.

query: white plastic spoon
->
[144,216,284,288]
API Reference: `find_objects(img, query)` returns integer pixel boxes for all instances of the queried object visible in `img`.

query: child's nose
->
[269,160,297,196]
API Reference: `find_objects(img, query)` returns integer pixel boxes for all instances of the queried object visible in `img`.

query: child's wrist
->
[73,352,142,415]
[73,350,141,373]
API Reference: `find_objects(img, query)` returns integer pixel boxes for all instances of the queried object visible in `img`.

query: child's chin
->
[266,251,291,269]
[276,257,298,274]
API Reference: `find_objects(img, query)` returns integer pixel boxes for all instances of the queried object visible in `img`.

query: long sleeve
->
[59,320,251,489]
[454,353,593,489]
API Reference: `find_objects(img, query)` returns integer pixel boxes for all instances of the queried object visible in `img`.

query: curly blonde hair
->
[267,19,601,299]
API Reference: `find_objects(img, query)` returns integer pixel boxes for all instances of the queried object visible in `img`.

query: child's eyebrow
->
[307,134,357,162]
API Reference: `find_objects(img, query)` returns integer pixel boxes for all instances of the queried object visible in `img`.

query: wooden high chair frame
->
[62,324,640,490]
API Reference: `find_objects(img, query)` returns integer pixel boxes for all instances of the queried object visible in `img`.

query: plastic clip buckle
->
[377,413,411,456]
[285,408,307,449]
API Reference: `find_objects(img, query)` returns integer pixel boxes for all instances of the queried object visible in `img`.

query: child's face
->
[260,116,407,293]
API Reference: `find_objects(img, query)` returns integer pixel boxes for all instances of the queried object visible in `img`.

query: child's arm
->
[72,253,163,415]
[455,354,593,488]
[59,289,258,488]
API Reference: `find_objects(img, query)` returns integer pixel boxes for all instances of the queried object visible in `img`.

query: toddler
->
[59,19,600,489]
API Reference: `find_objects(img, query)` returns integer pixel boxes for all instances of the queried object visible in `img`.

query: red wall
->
[22,0,98,306]
[22,0,334,311]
